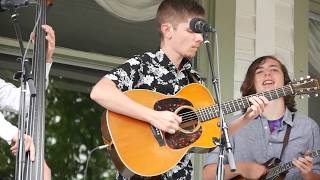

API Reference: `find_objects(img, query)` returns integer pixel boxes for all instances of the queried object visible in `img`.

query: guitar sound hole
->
[177,108,198,131]
[165,107,202,149]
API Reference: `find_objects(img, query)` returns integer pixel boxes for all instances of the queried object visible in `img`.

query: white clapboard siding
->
[234,0,294,98]
[275,0,294,77]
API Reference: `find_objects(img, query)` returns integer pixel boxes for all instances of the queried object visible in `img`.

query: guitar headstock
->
[290,77,320,96]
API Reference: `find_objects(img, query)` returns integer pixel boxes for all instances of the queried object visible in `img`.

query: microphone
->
[190,17,216,33]
[0,0,37,11]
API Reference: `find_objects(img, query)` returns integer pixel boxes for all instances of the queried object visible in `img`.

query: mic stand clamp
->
[22,58,36,97]
[201,31,236,180]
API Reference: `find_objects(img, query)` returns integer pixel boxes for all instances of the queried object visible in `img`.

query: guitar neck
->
[266,150,320,179]
[197,84,294,122]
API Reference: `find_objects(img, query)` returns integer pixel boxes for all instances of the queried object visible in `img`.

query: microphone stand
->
[201,31,236,180]
[9,8,36,180]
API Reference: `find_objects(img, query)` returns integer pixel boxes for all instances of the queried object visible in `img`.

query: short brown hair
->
[240,56,297,112]
[156,0,205,39]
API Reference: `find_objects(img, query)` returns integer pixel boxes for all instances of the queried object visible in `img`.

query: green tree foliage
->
[0,79,116,179]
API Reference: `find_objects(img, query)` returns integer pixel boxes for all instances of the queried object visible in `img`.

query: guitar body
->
[101,83,221,177]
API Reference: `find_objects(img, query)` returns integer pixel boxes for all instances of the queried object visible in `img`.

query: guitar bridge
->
[151,126,166,146]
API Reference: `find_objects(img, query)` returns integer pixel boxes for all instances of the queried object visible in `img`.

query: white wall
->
[234,0,294,98]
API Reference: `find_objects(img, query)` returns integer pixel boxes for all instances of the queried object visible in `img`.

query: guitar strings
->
[174,83,313,126]
[180,86,290,119]
[175,86,292,124]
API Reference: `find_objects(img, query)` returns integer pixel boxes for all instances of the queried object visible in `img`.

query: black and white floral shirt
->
[105,49,201,180]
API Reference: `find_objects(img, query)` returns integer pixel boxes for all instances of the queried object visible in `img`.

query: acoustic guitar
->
[101,78,320,177]
[233,149,320,180]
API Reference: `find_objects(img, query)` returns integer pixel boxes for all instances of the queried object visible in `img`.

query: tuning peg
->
[300,77,304,81]
[306,94,310,98]
[306,75,311,79]
[315,93,319,97]
[300,95,304,99]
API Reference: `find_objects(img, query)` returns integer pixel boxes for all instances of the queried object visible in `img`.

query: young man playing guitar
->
[90,0,268,179]
[203,56,320,180]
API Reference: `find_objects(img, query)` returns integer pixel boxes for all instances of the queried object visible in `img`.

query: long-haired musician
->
[203,56,320,180]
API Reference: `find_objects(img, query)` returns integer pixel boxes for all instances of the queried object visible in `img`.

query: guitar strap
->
[280,113,295,160]
[186,70,199,84]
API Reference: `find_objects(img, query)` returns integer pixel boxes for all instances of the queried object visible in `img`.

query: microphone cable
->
[83,144,109,180]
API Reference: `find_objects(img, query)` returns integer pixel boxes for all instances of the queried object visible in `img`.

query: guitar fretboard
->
[266,150,320,179]
[195,84,294,122]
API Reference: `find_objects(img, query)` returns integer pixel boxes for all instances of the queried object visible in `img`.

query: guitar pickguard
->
[164,128,202,149]
[154,98,202,149]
